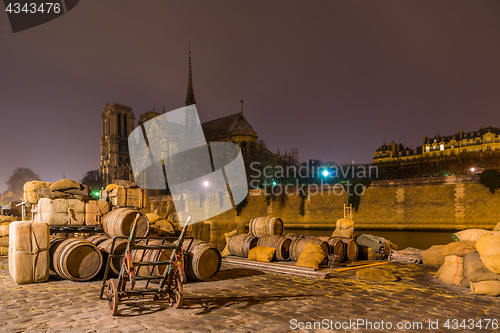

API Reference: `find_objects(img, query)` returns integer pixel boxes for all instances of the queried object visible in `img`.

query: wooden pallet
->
[222,257,390,279]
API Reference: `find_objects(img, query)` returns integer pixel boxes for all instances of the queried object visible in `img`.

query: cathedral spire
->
[185,42,196,106]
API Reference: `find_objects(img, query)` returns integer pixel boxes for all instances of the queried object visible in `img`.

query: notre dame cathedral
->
[99,50,267,186]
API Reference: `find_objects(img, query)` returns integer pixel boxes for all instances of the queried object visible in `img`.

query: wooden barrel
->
[49,237,66,272]
[284,234,304,242]
[257,235,291,261]
[182,239,221,281]
[97,238,128,276]
[87,234,109,246]
[52,238,103,281]
[102,208,149,238]
[332,237,358,262]
[318,236,345,262]
[227,234,258,257]
[249,216,284,237]
[289,237,329,263]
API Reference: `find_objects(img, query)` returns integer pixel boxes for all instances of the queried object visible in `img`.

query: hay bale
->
[452,229,490,242]
[356,268,399,282]
[23,181,51,204]
[0,236,9,247]
[0,246,7,256]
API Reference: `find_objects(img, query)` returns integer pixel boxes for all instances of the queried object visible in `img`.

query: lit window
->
[440,144,444,150]
[425,146,430,152]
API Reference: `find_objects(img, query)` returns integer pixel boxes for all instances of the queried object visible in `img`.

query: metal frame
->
[99,215,193,315]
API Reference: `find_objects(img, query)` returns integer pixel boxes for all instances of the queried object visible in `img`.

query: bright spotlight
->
[322,170,329,177]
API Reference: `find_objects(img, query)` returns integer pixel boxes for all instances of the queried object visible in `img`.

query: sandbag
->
[64,184,91,196]
[112,179,139,188]
[49,179,81,192]
[221,229,237,257]
[9,221,50,284]
[0,236,9,247]
[438,255,464,285]
[476,233,500,274]
[439,241,476,257]
[463,251,500,283]
[422,245,445,266]
[332,226,353,238]
[470,280,500,296]
[248,246,276,262]
[0,246,7,256]
[0,225,9,237]
[85,200,110,226]
[356,268,399,282]
[155,219,176,234]
[35,188,75,200]
[389,247,423,264]
[452,229,490,242]
[336,218,354,229]
[36,198,85,226]
[146,213,161,225]
[296,242,325,269]
[23,181,52,204]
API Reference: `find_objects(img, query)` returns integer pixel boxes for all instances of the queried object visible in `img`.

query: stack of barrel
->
[227,216,359,265]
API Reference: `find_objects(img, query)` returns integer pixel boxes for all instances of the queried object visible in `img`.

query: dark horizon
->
[1,1,500,193]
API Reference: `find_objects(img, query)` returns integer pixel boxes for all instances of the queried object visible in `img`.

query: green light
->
[272,181,277,186]
[91,191,100,198]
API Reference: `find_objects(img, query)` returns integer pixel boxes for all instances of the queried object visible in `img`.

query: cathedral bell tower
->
[99,103,136,185]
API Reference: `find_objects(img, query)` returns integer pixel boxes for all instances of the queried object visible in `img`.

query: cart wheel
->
[107,279,119,316]
[169,271,183,309]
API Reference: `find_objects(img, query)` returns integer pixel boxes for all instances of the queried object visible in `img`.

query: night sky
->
[1,1,500,193]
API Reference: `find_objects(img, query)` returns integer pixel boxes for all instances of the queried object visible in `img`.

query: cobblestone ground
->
[0,256,499,333]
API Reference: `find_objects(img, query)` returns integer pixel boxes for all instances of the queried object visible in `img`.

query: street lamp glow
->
[470,168,475,172]
[203,181,209,187]
[322,170,329,177]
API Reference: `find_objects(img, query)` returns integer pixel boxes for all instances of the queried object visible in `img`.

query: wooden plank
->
[222,257,332,279]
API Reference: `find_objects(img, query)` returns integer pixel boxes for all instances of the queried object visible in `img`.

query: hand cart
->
[99,214,193,315]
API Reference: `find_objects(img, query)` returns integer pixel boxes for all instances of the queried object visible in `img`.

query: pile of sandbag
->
[28,179,111,226]
[26,179,92,202]
[331,218,354,238]
[428,232,500,296]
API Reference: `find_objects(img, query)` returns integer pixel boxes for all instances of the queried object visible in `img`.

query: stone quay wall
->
[144,175,500,232]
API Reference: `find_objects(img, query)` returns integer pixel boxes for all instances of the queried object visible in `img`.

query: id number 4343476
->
[5,2,62,14]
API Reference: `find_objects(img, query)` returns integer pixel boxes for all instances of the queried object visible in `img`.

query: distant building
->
[99,103,135,185]
[373,126,500,163]
[99,49,291,185]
